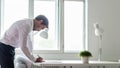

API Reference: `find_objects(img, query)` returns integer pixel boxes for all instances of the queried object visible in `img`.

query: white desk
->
[32,60,120,68]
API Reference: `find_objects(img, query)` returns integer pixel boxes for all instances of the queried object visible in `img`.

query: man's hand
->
[35,55,44,62]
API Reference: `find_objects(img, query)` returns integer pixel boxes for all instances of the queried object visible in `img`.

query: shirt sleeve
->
[27,32,33,53]
[18,26,36,62]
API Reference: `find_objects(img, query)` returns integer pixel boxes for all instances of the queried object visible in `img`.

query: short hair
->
[35,15,49,28]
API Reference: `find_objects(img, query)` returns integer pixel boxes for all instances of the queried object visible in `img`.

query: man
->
[0,15,49,68]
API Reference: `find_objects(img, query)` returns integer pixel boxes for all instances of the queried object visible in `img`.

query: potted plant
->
[79,50,92,64]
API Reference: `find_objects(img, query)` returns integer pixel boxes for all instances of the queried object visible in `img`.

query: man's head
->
[33,15,49,31]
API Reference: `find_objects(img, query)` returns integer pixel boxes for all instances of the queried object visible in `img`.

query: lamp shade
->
[94,23,104,36]
[39,28,48,39]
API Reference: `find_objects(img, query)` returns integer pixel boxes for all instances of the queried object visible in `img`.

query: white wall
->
[88,0,120,61]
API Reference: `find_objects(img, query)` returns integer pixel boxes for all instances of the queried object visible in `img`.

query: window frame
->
[32,0,87,54]
[0,0,4,37]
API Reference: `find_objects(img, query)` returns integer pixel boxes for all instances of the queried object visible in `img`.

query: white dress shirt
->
[0,19,36,62]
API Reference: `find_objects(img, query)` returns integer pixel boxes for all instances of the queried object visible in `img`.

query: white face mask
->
[39,28,48,39]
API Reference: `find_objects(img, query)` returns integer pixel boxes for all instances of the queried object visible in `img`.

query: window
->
[1,0,28,36]
[64,0,84,52]
[33,0,85,53]
[0,0,86,53]
[34,0,58,51]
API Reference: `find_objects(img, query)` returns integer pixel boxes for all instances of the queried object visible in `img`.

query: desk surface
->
[33,60,120,66]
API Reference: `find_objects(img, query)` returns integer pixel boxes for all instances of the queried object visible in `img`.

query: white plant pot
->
[81,57,89,64]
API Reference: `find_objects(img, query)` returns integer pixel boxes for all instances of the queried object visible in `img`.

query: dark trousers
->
[0,42,15,68]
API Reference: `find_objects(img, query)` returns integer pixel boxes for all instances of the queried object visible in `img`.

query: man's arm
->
[18,28,36,62]
[20,35,36,62]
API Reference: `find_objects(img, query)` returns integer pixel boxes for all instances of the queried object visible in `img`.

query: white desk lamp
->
[39,28,48,39]
[33,28,48,39]
[94,23,104,61]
